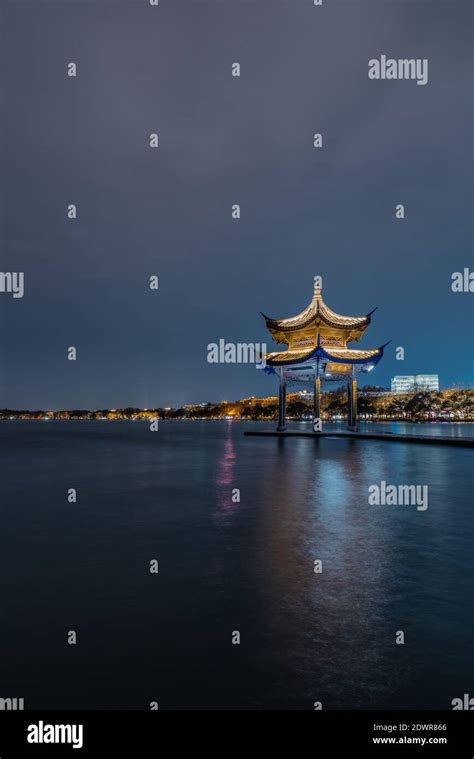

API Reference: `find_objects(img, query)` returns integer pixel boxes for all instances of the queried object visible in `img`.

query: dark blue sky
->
[1,0,473,409]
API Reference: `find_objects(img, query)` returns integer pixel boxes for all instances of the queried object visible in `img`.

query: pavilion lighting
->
[260,280,387,432]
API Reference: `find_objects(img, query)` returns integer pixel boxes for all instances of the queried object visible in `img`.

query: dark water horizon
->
[3,418,474,440]
[0,421,472,710]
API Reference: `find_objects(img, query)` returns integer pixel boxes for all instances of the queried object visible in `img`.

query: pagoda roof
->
[265,339,389,367]
[262,283,376,333]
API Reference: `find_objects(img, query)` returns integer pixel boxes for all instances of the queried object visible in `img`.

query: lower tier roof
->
[265,341,388,367]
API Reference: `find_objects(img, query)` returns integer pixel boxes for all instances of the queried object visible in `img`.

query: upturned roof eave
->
[265,340,388,368]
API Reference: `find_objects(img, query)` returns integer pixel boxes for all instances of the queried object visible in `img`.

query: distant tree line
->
[1,389,473,422]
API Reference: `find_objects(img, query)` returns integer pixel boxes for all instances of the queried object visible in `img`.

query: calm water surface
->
[0,421,472,709]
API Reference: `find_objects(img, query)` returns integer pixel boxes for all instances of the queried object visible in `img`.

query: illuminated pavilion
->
[261,281,389,431]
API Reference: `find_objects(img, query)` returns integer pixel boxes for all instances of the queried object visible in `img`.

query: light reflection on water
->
[214,423,239,525]
[0,420,472,709]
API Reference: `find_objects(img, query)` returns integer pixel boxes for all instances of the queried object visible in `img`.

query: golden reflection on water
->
[251,437,405,706]
[213,422,238,525]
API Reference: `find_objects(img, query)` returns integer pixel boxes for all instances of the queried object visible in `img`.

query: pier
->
[244,429,474,447]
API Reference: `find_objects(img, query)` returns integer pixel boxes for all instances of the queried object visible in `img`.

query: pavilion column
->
[277,370,287,432]
[347,376,358,431]
[313,375,321,425]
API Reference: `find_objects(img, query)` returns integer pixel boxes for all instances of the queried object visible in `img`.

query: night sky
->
[1,0,473,409]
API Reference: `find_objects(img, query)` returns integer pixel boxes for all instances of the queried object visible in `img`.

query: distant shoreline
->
[1,388,473,423]
[2,418,473,424]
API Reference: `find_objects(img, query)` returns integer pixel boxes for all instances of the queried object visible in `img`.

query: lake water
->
[0,421,472,709]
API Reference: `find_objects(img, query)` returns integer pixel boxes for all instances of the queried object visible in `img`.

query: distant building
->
[391,376,415,393]
[295,389,312,400]
[391,375,439,393]
[415,375,440,391]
